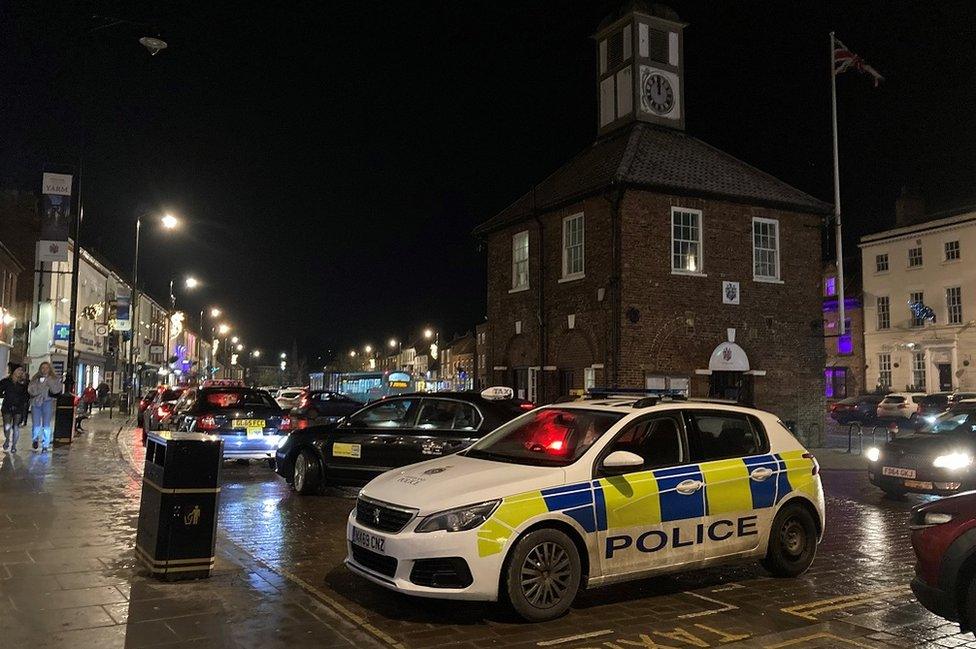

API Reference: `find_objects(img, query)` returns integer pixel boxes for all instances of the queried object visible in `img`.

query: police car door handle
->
[675,479,703,495]
[750,467,773,481]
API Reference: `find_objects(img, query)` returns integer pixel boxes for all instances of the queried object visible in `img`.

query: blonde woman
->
[28,362,62,452]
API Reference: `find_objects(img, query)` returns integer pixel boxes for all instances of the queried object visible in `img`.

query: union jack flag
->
[833,36,884,87]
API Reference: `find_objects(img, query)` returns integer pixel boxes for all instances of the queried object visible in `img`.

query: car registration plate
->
[882,466,916,479]
[233,419,265,438]
[904,479,934,490]
[351,526,385,553]
[333,442,362,459]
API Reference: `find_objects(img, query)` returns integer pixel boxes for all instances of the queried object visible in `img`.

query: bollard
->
[135,432,224,581]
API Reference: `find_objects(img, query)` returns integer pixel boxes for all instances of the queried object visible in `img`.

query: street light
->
[280,352,287,360]
[389,338,398,349]
[184,276,199,289]
[364,344,373,354]
[349,350,356,357]
[251,349,261,358]
[209,307,221,318]
[128,210,179,403]
[231,336,239,344]
[218,323,231,335]
[424,328,434,340]
[235,343,244,352]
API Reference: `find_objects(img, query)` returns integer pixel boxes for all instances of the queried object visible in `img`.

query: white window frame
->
[909,290,925,328]
[876,295,890,331]
[560,213,585,282]
[510,230,529,292]
[945,240,961,262]
[875,253,889,274]
[912,351,927,390]
[947,286,963,325]
[752,217,781,282]
[878,353,892,388]
[670,207,705,276]
[908,246,923,268]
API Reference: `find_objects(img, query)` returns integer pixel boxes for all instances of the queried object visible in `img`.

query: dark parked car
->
[290,390,362,428]
[866,405,976,497]
[140,386,188,443]
[828,394,884,424]
[910,491,976,631]
[275,389,534,494]
[918,392,953,422]
[173,381,291,463]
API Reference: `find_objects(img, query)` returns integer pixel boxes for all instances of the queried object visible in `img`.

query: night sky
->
[2,1,974,366]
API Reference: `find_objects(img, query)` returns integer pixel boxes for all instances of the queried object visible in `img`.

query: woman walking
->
[0,363,29,453]
[28,362,62,452]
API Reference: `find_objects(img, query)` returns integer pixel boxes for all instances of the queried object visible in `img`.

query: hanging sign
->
[38,172,72,262]
[115,295,131,331]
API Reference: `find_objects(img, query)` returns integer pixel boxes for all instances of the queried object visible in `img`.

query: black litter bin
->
[136,432,224,581]
[53,393,76,444]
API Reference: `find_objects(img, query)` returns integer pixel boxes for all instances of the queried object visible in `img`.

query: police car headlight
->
[276,434,290,449]
[933,453,973,470]
[415,500,500,533]
[865,447,880,463]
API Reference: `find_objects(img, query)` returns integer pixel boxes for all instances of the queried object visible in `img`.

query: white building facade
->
[861,209,976,394]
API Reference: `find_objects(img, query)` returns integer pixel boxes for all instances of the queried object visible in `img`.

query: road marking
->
[709,583,744,593]
[538,630,615,646]
[692,624,749,643]
[781,586,911,620]
[764,632,878,648]
[677,592,738,619]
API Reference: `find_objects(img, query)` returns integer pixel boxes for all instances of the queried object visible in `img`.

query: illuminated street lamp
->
[251,349,261,358]
[231,336,239,344]
[161,213,178,229]
[423,328,434,340]
[349,350,356,357]
[218,323,231,335]
[280,352,287,359]
[184,276,199,289]
[210,307,221,318]
[389,338,398,349]
[364,344,373,354]
[235,343,243,351]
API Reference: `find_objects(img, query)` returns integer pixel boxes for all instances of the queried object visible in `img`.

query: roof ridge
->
[614,123,644,181]
[681,131,830,209]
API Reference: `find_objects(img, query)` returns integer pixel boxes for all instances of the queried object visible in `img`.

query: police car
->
[346,396,824,621]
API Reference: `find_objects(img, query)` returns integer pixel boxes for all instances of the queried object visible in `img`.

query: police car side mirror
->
[602,450,644,473]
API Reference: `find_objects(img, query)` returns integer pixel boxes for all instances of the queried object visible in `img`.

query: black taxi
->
[274,387,533,494]
[172,380,291,462]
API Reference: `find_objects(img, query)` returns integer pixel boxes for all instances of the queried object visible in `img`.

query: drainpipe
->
[607,186,624,387]
[531,187,546,403]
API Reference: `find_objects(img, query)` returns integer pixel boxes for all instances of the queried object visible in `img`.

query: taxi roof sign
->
[201,379,246,388]
[480,386,514,400]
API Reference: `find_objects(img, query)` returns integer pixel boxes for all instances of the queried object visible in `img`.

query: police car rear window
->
[688,412,766,461]
[465,408,623,466]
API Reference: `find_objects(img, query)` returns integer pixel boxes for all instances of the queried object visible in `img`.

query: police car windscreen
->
[465,408,623,466]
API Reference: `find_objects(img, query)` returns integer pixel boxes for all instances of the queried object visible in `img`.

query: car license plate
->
[882,466,916,479]
[904,479,934,490]
[333,442,361,459]
[351,526,385,553]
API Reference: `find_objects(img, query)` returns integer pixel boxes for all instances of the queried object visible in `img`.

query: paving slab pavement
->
[0,412,381,649]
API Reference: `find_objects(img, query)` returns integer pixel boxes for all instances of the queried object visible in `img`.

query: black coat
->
[0,377,29,413]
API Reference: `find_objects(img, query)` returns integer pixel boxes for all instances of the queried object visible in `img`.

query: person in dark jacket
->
[96,381,109,410]
[0,363,29,453]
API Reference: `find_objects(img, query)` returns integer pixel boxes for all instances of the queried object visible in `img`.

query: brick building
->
[473,4,830,440]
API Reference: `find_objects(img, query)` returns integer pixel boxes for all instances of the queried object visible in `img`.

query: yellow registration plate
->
[233,419,266,438]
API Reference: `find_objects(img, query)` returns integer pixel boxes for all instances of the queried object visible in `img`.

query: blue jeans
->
[31,400,55,448]
[2,411,23,451]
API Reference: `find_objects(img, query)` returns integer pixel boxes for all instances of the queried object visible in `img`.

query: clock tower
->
[596,2,687,135]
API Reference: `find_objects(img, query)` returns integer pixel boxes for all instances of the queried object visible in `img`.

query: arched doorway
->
[707,340,753,404]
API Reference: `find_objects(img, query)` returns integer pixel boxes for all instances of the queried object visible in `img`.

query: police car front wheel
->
[504,528,581,622]
[762,503,817,578]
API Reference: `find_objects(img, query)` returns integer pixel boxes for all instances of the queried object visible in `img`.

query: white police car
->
[346,397,824,621]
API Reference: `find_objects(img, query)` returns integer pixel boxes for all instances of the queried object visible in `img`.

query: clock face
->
[642,72,675,116]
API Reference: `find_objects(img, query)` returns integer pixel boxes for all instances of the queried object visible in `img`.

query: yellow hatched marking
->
[699,458,752,515]
[781,585,911,620]
[600,472,661,528]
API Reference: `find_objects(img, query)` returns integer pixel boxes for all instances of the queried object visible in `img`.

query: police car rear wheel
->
[293,449,321,495]
[505,529,581,622]
[762,504,817,578]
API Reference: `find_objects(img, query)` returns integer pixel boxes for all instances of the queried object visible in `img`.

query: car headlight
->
[924,512,954,525]
[933,453,974,470]
[276,434,291,449]
[924,415,938,424]
[865,447,881,462]
[415,500,500,533]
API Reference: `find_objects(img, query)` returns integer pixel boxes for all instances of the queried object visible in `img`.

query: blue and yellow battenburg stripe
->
[476,452,817,557]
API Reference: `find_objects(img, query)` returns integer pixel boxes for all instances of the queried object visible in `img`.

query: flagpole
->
[830,31,846,339]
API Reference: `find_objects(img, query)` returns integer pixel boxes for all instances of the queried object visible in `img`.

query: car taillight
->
[197,415,218,431]
[279,416,292,431]
[296,418,309,429]
[520,402,535,410]
[299,396,309,408]
[802,452,820,475]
